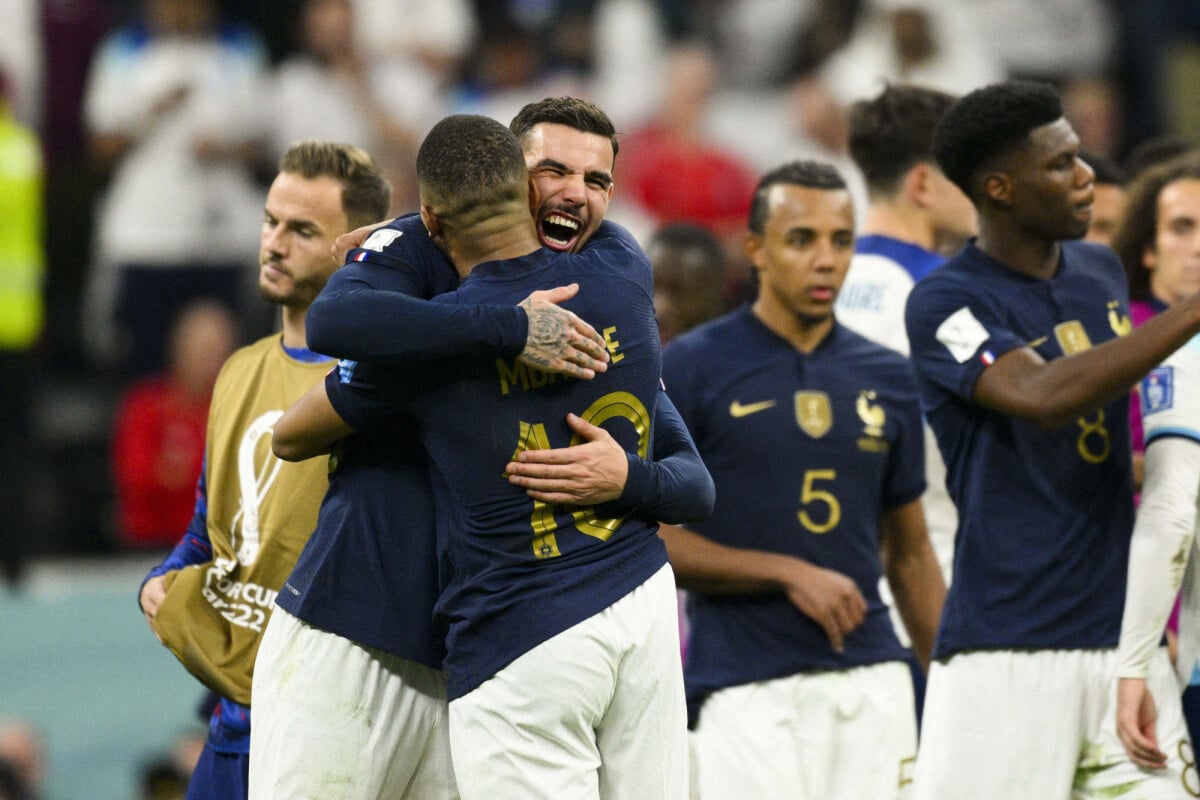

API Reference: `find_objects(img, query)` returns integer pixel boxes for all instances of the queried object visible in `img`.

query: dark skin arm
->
[973,292,1200,428]
[658,523,867,653]
[879,498,945,670]
[272,380,352,462]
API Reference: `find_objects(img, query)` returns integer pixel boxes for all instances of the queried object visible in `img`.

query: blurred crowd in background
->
[0,0,1197,581]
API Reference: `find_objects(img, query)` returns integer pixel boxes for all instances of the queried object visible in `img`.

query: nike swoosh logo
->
[729,399,777,418]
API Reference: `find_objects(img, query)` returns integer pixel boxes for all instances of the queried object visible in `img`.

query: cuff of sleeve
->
[616,453,655,509]
[499,306,529,361]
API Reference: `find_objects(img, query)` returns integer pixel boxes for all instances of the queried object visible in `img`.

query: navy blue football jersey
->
[904,239,1135,658]
[278,214,458,668]
[663,308,924,718]
[329,223,668,699]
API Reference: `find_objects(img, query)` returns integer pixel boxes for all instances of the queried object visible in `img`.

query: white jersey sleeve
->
[1118,338,1200,681]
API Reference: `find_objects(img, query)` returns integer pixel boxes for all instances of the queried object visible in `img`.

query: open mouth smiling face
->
[539,210,584,251]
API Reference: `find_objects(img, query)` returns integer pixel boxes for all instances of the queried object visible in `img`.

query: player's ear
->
[981,171,1013,210]
[1142,243,1158,272]
[907,162,933,207]
[743,230,765,269]
[420,205,443,241]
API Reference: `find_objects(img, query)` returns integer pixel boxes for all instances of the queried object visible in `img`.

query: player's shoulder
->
[210,335,282,397]
[347,213,441,266]
[905,247,987,320]
[576,220,651,274]
[227,333,281,364]
[1062,239,1126,285]
[585,219,646,256]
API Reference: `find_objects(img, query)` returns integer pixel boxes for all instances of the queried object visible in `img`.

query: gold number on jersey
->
[512,391,652,559]
[1179,738,1200,797]
[798,469,840,534]
[1075,410,1111,464]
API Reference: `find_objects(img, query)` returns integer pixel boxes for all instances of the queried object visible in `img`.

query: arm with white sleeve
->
[1116,353,1200,768]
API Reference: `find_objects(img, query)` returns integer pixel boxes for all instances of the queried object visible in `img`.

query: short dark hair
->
[416,114,528,219]
[278,139,391,229]
[509,97,619,161]
[933,80,1063,198]
[748,160,847,234]
[849,83,959,197]
[1113,154,1200,301]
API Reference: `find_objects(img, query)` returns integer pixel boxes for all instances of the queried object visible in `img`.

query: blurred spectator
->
[451,11,585,125]
[820,0,1003,107]
[1061,76,1123,159]
[134,726,205,800]
[592,0,686,127]
[112,300,238,551]
[648,222,727,345]
[616,44,758,244]
[136,758,188,800]
[0,67,44,587]
[353,0,475,82]
[0,0,43,130]
[267,0,442,214]
[701,0,849,90]
[82,0,268,379]
[1124,134,1199,180]
[40,0,111,365]
[0,718,45,800]
[971,0,1116,82]
[1080,150,1127,248]
[0,761,29,800]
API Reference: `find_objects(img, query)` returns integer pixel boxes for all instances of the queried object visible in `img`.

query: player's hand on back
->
[518,284,609,380]
[505,412,628,504]
[330,219,390,265]
[783,562,867,653]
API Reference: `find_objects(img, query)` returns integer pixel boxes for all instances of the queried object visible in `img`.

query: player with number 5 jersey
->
[659,160,945,800]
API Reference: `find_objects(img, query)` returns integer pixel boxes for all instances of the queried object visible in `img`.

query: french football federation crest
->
[794,391,832,438]
[856,390,886,437]
[1108,300,1132,337]
[1054,320,1092,355]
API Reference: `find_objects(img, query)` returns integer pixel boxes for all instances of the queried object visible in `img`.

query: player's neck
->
[279,305,308,350]
[975,220,1061,280]
[445,216,541,278]
[752,298,833,353]
[862,202,935,251]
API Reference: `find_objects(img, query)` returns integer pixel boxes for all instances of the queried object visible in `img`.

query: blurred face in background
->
[1144,178,1200,304]
[1084,181,1126,248]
